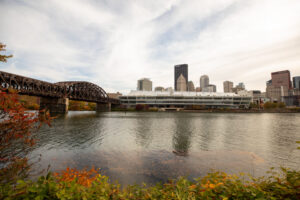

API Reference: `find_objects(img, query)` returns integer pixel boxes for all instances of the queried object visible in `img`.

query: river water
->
[30,111,300,185]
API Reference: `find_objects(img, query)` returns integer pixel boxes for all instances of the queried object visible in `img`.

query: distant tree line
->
[68,100,96,111]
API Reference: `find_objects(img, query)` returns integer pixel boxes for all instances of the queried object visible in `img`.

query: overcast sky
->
[1,0,300,93]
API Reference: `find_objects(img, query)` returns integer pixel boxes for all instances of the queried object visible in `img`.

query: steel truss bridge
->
[0,71,119,104]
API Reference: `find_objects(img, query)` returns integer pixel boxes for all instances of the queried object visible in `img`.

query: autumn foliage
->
[0,89,51,183]
[68,100,96,111]
[54,167,100,187]
[1,167,300,199]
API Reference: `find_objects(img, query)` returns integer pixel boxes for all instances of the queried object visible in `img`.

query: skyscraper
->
[137,78,152,91]
[188,81,195,91]
[200,75,209,90]
[266,70,291,102]
[174,64,188,91]
[223,81,233,93]
[293,76,300,89]
[232,83,245,94]
[271,70,292,89]
[237,82,245,90]
[176,74,187,91]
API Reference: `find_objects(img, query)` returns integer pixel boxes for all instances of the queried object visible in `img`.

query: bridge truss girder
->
[0,71,112,104]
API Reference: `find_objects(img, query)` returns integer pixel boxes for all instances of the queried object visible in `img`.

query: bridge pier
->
[40,97,69,113]
[96,103,111,112]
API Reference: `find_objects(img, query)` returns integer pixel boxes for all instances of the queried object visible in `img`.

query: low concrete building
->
[119,91,252,109]
[282,95,300,107]
[238,90,269,103]
[202,84,216,92]
[282,88,300,107]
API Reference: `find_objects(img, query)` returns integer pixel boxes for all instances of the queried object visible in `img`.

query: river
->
[29,111,300,186]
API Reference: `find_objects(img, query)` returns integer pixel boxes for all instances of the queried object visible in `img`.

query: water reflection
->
[172,114,193,154]
[29,112,300,186]
[134,114,153,148]
[34,111,105,151]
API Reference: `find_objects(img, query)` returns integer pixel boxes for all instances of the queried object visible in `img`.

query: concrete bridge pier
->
[96,102,111,112]
[40,97,69,113]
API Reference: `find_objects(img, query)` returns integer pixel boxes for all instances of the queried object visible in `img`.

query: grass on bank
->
[1,167,300,200]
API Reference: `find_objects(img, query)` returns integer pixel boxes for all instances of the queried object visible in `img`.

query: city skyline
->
[1,0,300,94]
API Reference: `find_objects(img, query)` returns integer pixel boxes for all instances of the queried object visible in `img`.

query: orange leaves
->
[54,167,100,187]
[0,90,52,184]
[0,90,52,149]
[189,184,197,190]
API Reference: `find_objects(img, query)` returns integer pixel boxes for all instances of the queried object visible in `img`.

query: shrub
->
[264,102,277,109]
[88,102,96,110]
[69,100,96,111]
[288,107,300,112]
[148,107,158,112]
[249,102,259,109]
[1,167,299,199]
[135,104,149,111]
[278,102,286,108]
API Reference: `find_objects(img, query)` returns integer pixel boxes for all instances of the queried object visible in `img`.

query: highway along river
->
[29,111,300,186]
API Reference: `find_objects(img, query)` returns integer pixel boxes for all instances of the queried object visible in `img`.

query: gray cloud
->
[1,0,300,93]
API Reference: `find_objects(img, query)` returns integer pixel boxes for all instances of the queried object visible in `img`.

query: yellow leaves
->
[171,192,175,197]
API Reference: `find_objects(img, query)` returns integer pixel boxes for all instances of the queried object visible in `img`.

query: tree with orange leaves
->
[0,43,13,62]
[0,44,51,184]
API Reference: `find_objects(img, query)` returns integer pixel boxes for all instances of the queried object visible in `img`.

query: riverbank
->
[112,107,300,113]
[183,108,300,113]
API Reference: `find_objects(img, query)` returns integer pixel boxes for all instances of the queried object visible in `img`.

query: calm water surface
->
[30,112,300,185]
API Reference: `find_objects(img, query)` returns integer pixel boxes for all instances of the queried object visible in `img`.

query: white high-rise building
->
[200,75,209,90]
[223,81,233,93]
[137,78,152,91]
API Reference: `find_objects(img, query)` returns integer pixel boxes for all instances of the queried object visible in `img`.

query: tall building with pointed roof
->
[176,74,187,91]
[174,64,188,91]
